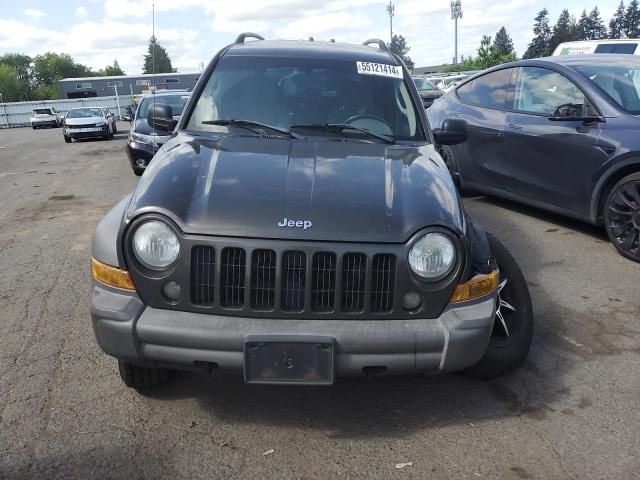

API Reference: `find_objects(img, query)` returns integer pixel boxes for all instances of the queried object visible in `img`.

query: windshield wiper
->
[289,123,394,144]
[201,119,303,139]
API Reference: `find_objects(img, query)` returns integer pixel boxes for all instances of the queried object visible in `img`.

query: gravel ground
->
[0,124,638,479]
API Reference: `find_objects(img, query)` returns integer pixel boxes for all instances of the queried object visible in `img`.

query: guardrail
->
[0,96,134,128]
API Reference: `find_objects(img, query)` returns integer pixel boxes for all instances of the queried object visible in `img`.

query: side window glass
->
[513,67,584,115]
[456,69,512,109]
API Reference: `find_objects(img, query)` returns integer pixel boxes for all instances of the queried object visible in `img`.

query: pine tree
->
[143,36,176,74]
[577,9,591,40]
[493,27,515,56]
[610,1,626,38]
[550,9,579,53]
[588,7,608,39]
[524,9,552,58]
[389,34,415,69]
[625,0,640,38]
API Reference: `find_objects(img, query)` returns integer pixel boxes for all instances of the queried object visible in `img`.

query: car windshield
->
[138,94,190,119]
[187,55,425,142]
[413,78,437,91]
[66,108,102,118]
[573,58,640,114]
[33,109,53,115]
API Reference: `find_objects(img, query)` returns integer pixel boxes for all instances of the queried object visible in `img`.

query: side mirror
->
[147,103,178,132]
[549,103,604,124]
[433,118,468,145]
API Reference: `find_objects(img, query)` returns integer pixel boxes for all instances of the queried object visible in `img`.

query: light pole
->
[386,1,395,44]
[451,0,463,64]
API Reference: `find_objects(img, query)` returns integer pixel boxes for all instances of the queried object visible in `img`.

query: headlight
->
[408,232,456,280]
[132,220,180,270]
[129,131,152,145]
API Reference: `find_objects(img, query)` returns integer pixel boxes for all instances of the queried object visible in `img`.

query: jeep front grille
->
[220,247,246,308]
[189,246,397,317]
[191,245,215,306]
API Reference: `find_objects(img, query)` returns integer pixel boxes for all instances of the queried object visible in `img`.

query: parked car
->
[63,107,116,143]
[126,90,191,175]
[90,34,533,392]
[428,54,640,262]
[426,73,468,92]
[553,39,640,56]
[30,107,62,128]
[412,76,444,108]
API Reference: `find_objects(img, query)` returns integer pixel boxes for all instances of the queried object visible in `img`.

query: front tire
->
[118,360,169,392]
[464,233,533,379]
[604,172,640,263]
[64,135,71,143]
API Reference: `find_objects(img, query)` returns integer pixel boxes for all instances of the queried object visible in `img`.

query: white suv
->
[30,108,62,129]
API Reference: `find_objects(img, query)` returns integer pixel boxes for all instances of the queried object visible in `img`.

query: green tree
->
[610,1,626,38]
[0,54,33,100]
[104,60,125,76]
[549,9,579,53]
[33,83,61,100]
[143,36,176,74]
[493,27,514,57]
[0,64,24,102]
[32,52,93,87]
[389,34,415,69]
[524,8,552,58]
[625,0,640,37]
[588,7,608,39]
[577,9,591,40]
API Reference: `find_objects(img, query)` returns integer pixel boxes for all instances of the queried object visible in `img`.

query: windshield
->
[573,59,640,114]
[413,78,437,91]
[66,108,102,118]
[33,109,53,115]
[187,55,425,141]
[138,94,190,119]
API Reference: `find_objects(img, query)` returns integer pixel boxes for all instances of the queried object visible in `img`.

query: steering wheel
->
[343,114,393,136]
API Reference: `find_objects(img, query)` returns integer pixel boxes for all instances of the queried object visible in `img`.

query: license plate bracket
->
[243,335,335,385]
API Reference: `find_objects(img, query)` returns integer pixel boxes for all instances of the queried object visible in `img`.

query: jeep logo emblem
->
[278,217,312,230]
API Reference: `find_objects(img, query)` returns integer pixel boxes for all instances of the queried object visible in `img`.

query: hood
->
[418,89,444,100]
[126,133,463,243]
[65,116,103,125]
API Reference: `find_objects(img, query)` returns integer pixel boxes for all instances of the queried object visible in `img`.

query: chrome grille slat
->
[341,253,366,313]
[311,252,336,312]
[281,251,306,312]
[191,246,215,306]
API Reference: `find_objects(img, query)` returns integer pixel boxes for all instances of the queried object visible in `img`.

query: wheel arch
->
[591,158,640,224]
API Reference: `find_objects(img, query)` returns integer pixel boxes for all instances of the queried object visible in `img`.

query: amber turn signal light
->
[449,270,499,303]
[91,258,135,291]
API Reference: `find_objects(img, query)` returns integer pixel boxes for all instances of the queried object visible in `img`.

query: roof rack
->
[235,32,265,44]
[362,39,389,52]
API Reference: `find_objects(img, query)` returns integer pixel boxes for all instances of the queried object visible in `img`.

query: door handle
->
[508,123,522,130]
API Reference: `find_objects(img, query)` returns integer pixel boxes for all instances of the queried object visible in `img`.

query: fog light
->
[162,281,182,301]
[402,292,422,311]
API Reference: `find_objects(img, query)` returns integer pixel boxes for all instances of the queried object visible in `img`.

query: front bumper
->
[91,282,497,377]
[125,142,156,168]
[65,126,107,139]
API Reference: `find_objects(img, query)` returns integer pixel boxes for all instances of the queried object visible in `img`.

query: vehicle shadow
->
[468,194,608,242]
[142,200,577,438]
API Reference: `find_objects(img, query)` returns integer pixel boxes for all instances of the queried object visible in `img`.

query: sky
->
[0,0,620,75]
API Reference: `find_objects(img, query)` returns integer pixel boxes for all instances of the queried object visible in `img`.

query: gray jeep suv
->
[90,34,533,391]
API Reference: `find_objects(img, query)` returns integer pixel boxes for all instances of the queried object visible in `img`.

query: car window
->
[594,43,637,54]
[456,68,512,109]
[65,108,103,118]
[513,67,584,115]
[187,56,425,141]
[573,59,640,114]
[414,78,436,91]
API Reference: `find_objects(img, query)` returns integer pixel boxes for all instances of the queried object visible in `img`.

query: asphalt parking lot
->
[0,124,638,480]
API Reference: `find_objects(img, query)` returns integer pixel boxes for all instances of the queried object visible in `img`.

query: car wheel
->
[118,360,169,392]
[64,136,71,143]
[463,232,534,379]
[604,172,640,263]
[439,145,464,190]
